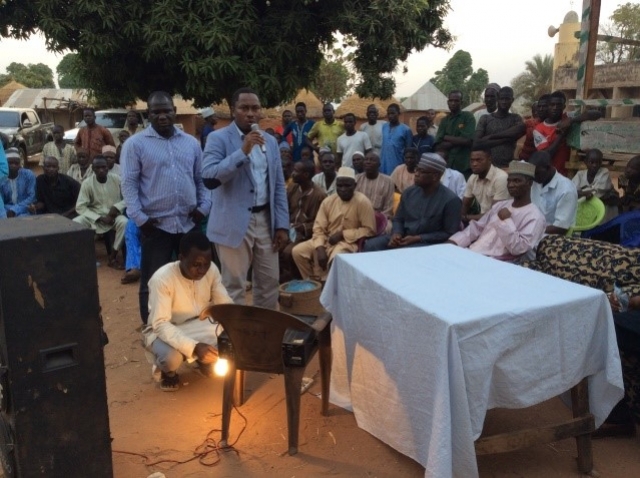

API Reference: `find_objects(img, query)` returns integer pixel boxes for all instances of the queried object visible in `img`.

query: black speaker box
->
[0,215,113,477]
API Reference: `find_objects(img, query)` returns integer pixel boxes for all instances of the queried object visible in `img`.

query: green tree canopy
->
[311,47,357,104]
[510,54,553,107]
[430,50,488,108]
[0,62,55,88]
[0,0,452,107]
[597,2,640,64]
[56,53,84,89]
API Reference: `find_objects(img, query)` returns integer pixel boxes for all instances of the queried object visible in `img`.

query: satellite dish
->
[548,25,560,38]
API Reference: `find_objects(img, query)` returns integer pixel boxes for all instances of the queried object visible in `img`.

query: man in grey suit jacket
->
[202,87,289,308]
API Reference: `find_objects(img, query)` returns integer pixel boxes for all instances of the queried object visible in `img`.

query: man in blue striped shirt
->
[121,91,211,324]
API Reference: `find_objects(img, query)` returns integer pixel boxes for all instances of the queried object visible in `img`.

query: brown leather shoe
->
[121,268,141,284]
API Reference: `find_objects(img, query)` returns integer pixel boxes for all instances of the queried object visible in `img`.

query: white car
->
[64,109,147,146]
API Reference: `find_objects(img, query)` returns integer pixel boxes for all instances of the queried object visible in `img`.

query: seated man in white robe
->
[73,155,128,267]
[143,231,233,391]
[448,160,546,262]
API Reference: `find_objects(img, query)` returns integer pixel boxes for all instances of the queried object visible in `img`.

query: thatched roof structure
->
[0,81,27,106]
[335,94,404,119]
[262,89,324,119]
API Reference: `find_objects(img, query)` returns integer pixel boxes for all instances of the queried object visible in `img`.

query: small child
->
[572,148,619,222]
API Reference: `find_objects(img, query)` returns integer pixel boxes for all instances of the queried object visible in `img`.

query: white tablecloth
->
[320,245,624,478]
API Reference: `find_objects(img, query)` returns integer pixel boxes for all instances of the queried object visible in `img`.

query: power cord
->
[113,404,248,468]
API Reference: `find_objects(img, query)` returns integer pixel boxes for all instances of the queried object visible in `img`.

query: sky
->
[0,0,621,99]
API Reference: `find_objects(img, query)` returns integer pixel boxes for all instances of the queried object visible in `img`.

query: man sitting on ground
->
[29,156,81,217]
[292,167,375,279]
[448,160,546,262]
[73,155,129,267]
[67,148,93,183]
[312,152,339,195]
[391,147,419,193]
[529,151,578,235]
[461,148,510,223]
[102,145,121,177]
[356,151,395,232]
[351,151,365,174]
[364,153,461,251]
[143,231,233,391]
[280,160,327,282]
[0,148,36,217]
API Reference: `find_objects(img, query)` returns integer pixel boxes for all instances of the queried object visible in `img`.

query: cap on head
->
[508,160,536,178]
[418,153,447,173]
[485,83,501,94]
[102,145,117,154]
[5,148,20,161]
[336,167,356,180]
[200,107,215,119]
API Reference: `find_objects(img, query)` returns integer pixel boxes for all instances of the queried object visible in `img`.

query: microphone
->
[250,123,267,154]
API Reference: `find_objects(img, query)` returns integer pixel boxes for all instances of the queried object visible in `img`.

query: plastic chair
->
[566,196,606,236]
[198,304,332,455]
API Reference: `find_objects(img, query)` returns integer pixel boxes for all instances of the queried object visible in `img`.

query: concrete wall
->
[554,61,640,118]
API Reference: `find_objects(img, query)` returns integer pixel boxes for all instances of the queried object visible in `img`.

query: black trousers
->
[139,227,194,324]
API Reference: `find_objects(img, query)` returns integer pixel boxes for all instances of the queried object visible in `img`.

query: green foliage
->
[311,46,357,104]
[597,2,640,64]
[1,62,55,88]
[56,53,84,89]
[430,50,488,107]
[510,54,553,107]
[0,0,452,107]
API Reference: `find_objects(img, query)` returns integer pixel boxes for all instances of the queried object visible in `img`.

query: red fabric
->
[534,118,570,176]
[275,125,293,145]
[518,117,540,161]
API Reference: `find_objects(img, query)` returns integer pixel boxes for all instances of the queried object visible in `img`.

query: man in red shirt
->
[533,91,600,176]
[74,108,115,160]
[519,94,549,161]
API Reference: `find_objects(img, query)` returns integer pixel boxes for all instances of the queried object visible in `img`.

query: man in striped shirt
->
[121,91,211,324]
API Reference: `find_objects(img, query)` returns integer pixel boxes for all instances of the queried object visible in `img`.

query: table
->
[320,245,624,478]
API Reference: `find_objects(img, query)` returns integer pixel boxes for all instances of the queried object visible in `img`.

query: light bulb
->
[214,358,229,376]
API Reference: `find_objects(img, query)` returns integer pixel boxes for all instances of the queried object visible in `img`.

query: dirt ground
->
[66,243,638,478]
[6,158,638,477]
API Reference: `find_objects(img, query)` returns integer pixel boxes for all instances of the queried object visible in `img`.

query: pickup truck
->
[0,108,54,164]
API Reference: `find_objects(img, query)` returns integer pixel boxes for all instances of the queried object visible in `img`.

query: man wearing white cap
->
[364,153,461,251]
[102,145,121,177]
[200,107,217,149]
[292,167,376,279]
[448,160,546,262]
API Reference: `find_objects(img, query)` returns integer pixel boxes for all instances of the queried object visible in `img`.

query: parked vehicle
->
[63,109,147,147]
[0,108,54,164]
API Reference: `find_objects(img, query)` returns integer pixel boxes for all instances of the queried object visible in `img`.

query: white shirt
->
[236,124,268,206]
[360,121,387,155]
[531,171,578,229]
[441,168,466,199]
[312,172,338,195]
[336,131,372,168]
[144,261,233,358]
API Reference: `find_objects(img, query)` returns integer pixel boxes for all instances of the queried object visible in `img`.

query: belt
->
[251,203,269,213]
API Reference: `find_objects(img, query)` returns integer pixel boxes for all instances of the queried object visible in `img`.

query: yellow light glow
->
[214,358,229,376]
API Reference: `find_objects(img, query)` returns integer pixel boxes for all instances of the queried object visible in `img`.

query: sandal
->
[121,268,141,284]
[160,372,180,392]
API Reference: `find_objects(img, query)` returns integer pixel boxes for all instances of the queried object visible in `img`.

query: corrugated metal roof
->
[3,88,89,109]
[401,82,448,111]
